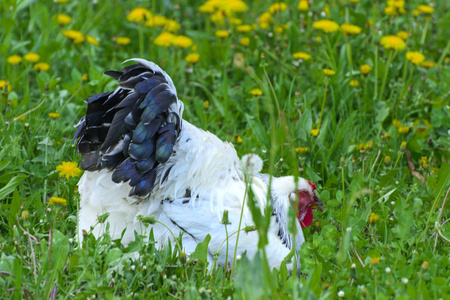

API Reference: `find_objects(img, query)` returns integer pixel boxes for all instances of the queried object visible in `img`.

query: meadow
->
[1,0,449,298]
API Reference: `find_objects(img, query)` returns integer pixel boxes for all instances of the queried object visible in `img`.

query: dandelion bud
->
[421,261,429,271]
[97,212,110,224]
[139,216,157,225]
[21,210,30,219]
[244,225,256,233]
[179,252,187,264]
[221,210,231,225]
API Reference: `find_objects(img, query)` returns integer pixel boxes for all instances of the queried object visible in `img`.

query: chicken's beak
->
[312,199,324,211]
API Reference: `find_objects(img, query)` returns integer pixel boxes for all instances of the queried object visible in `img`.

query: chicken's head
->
[289,180,323,228]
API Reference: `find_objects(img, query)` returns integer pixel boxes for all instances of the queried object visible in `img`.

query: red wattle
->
[300,207,314,228]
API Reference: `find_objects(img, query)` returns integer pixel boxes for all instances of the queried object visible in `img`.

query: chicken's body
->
[75,59,321,271]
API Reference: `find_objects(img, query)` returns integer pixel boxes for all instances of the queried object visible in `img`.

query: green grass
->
[1,0,450,298]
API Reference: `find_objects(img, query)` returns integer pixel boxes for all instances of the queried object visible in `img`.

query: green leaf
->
[190,234,211,267]
[0,174,27,200]
[7,190,21,233]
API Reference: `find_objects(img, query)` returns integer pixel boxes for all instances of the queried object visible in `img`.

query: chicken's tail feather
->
[74,59,183,197]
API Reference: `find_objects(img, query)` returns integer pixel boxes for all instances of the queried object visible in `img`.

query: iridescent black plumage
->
[74,60,182,197]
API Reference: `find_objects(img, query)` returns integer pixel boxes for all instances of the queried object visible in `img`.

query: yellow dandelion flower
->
[292,51,311,60]
[312,20,339,33]
[420,156,428,169]
[49,196,68,206]
[417,4,434,14]
[383,133,391,139]
[165,19,180,32]
[311,128,319,137]
[369,212,379,224]
[349,0,360,2]
[126,7,152,23]
[56,161,82,179]
[239,37,250,47]
[380,35,406,51]
[370,257,380,265]
[384,156,391,165]
[297,0,309,11]
[153,32,175,47]
[400,141,407,149]
[250,88,263,96]
[56,14,72,26]
[323,68,335,76]
[236,24,252,33]
[210,10,225,25]
[185,53,200,64]
[48,112,61,119]
[115,36,131,45]
[237,135,243,144]
[34,62,50,72]
[55,0,69,3]
[173,35,193,48]
[349,80,360,87]
[7,55,22,65]
[223,0,248,14]
[384,6,397,16]
[398,126,410,134]
[396,31,409,40]
[406,51,425,65]
[0,80,12,92]
[229,18,243,25]
[86,35,100,46]
[420,61,437,68]
[268,2,287,14]
[61,29,85,44]
[153,15,168,26]
[198,3,215,14]
[412,9,420,17]
[258,12,273,28]
[295,147,308,155]
[392,119,402,128]
[215,30,230,38]
[24,52,40,63]
[274,26,284,33]
[82,74,88,81]
[203,100,209,109]
[340,23,362,35]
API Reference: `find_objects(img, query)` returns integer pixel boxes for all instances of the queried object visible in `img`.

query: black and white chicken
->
[74,59,323,270]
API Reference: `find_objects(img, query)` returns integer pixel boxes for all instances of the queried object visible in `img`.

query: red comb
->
[307,180,316,190]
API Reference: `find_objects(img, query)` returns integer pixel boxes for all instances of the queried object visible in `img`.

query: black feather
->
[135,76,166,94]
[104,70,122,79]
[135,155,156,173]
[130,169,157,196]
[132,118,162,144]
[128,139,155,161]
[111,158,138,184]
[140,90,176,123]
[156,123,176,164]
